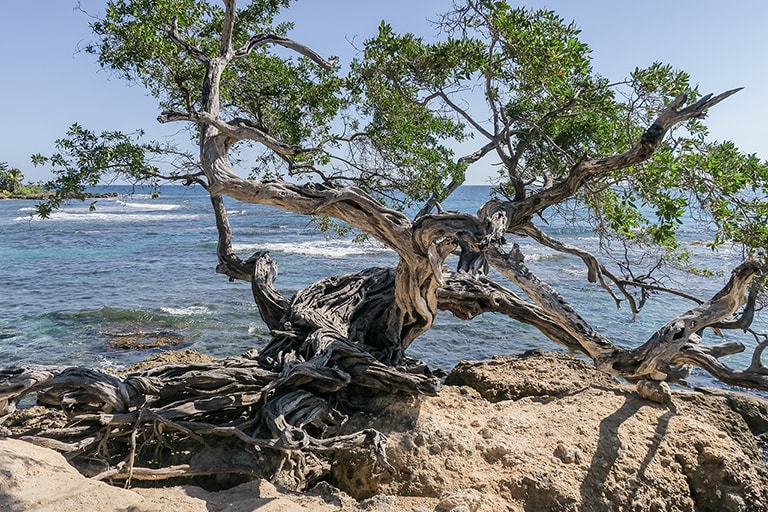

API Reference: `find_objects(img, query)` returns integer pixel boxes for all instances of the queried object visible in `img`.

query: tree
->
[0,162,25,193]
[3,0,768,489]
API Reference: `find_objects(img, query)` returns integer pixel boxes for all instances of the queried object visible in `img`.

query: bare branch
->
[210,194,251,282]
[505,89,743,223]
[220,0,236,58]
[610,261,762,381]
[206,178,413,252]
[233,34,338,69]
[518,222,626,308]
[438,272,585,354]
[485,243,617,362]
[166,17,210,64]
[438,91,495,140]
[416,140,497,217]
[157,110,309,156]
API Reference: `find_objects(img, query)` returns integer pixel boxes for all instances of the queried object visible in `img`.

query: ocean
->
[0,185,760,391]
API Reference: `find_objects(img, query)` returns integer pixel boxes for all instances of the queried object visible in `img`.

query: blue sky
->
[2,1,766,184]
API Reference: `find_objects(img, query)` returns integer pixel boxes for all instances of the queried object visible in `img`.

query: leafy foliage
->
[40,0,768,272]
[581,64,768,266]
[87,0,341,171]
[87,0,288,107]
[31,124,163,217]
[0,162,25,193]
[354,0,768,270]
[345,23,479,202]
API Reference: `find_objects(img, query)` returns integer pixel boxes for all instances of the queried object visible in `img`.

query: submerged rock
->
[102,328,184,350]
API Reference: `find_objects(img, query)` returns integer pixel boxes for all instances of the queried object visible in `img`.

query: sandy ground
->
[3,351,768,511]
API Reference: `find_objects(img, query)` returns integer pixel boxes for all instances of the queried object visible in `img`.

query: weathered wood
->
[0,260,439,488]
[485,243,618,364]
[608,261,763,383]
[250,251,290,331]
[441,254,768,390]
[437,272,585,354]
[2,256,766,490]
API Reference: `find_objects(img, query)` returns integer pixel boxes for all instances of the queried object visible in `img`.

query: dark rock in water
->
[101,329,183,350]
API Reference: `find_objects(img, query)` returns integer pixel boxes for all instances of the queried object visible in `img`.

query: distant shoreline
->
[0,192,118,200]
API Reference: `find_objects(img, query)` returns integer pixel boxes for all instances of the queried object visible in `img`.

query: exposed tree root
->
[0,256,440,490]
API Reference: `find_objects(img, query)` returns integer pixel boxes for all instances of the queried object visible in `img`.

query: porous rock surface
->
[3,350,768,511]
[332,351,768,511]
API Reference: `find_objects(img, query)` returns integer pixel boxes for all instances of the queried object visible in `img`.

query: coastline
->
[0,191,118,200]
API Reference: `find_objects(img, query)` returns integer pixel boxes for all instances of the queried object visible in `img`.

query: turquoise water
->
[0,185,760,391]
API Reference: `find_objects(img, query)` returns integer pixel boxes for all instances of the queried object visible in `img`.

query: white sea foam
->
[248,322,268,335]
[523,252,565,262]
[233,240,394,259]
[117,193,157,200]
[15,211,201,223]
[161,305,211,316]
[560,266,589,276]
[97,357,127,371]
[120,202,180,211]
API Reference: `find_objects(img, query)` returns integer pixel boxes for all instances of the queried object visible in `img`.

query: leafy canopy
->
[31,124,163,217]
[33,0,768,267]
[352,0,768,266]
[85,0,343,171]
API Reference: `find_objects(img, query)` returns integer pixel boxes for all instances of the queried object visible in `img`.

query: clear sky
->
[2,1,766,184]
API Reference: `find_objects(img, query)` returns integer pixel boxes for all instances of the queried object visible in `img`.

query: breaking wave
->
[119,201,181,211]
[15,211,202,223]
[160,306,211,316]
[233,240,395,259]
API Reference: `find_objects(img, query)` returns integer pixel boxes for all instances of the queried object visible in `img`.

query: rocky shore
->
[3,350,768,511]
[0,191,118,200]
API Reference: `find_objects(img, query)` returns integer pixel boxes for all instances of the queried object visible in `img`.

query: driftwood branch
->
[3,251,767,490]
[485,243,618,362]
[250,251,290,331]
[438,272,585,353]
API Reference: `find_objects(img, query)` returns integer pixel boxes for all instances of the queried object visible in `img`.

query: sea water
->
[0,185,761,391]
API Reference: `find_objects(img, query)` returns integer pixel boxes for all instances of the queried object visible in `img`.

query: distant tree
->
[0,161,9,191]
[0,162,24,193]
[5,0,768,488]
